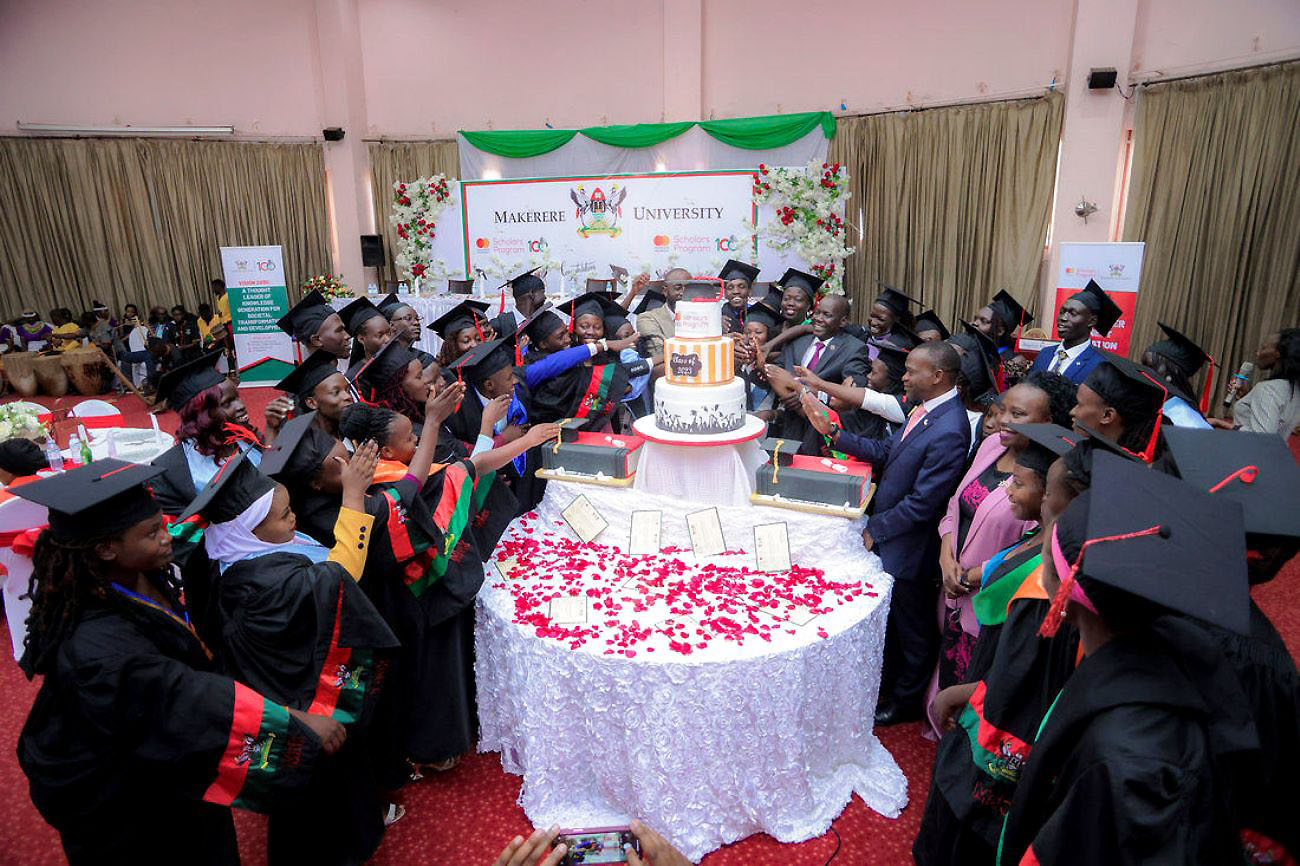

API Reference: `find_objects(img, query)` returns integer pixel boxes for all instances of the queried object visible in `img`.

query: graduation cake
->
[653,294,747,435]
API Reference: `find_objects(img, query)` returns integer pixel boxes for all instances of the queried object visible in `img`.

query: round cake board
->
[632,413,767,447]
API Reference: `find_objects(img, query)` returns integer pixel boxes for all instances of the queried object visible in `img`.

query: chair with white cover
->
[0,494,48,661]
[68,399,124,430]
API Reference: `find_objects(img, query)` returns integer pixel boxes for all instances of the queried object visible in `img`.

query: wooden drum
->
[32,354,69,397]
[62,347,112,395]
[2,352,39,398]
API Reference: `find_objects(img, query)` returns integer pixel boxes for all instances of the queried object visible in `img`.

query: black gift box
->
[754,456,870,509]
[541,431,644,479]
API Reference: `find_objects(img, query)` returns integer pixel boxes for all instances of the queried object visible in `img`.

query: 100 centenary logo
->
[570,184,627,238]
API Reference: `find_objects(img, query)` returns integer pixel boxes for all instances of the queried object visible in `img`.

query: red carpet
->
[0,390,1296,865]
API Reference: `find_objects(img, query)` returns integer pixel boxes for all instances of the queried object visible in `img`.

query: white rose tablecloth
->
[475,478,906,861]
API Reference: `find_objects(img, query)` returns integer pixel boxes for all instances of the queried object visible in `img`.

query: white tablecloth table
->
[475,478,906,861]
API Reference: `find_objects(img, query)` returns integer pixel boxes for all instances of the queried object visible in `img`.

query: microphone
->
[1223,361,1255,407]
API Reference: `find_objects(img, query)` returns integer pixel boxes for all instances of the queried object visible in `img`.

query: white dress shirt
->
[1047,339,1090,374]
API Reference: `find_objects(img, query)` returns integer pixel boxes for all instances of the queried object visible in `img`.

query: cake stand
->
[630,413,768,506]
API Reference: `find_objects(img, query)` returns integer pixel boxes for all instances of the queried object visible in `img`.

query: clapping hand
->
[339,440,379,509]
[481,394,512,434]
[427,380,467,425]
[264,395,294,432]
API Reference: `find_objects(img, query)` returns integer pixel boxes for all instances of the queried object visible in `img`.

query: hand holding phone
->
[556,827,640,865]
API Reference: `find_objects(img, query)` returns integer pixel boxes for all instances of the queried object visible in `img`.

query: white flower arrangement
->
[753,158,855,295]
[0,404,48,443]
[391,175,455,282]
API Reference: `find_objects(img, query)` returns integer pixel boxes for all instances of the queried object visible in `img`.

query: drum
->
[32,354,68,397]
[3,352,39,398]
[62,347,112,395]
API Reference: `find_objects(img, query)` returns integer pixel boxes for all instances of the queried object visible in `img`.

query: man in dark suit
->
[804,341,970,725]
[1027,279,1120,384]
[771,294,870,453]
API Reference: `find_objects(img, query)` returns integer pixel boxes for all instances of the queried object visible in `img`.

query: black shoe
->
[874,700,923,727]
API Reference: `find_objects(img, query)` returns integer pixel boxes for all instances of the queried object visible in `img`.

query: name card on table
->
[753,522,792,573]
[686,507,726,557]
[549,596,588,623]
[562,494,608,543]
[628,510,662,555]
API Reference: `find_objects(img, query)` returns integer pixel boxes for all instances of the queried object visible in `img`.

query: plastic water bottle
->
[68,434,87,467]
[367,282,378,296]
[43,437,64,472]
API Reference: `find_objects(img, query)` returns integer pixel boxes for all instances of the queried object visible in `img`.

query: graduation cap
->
[743,299,783,333]
[274,350,342,401]
[0,438,47,476]
[179,452,277,525]
[429,300,491,340]
[1010,423,1080,475]
[1042,452,1249,636]
[1081,355,1167,461]
[914,310,950,341]
[888,323,923,350]
[375,293,403,317]
[773,269,824,302]
[868,338,909,383]
[960,320,999,366]
[276,290,334,342]
[609,264,629,285]
[448,278,474,294]
[1059,422,1145,489]
[718,259,760,286]
[337,297,386,336]
[1069,279,1122,336]
[501,267,545,299]
[874,282,919,318]
[352,338,417,399]
[155,348,226,410]
[451,334,518,386]
[988,290,1029,333]
[1148,321,1217,412]
[632,285,668,314]
[1161,427,1300,540]
[602,306,632,338]
[10,459,165,540]
[259,412,338,481]
[559,291,621,325]
[950,325,996,398]
[517,305,567,347]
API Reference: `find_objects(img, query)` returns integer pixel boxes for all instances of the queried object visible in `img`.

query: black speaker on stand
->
[360,234,385,268]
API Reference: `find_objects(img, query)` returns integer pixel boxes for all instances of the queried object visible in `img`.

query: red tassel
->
[1038,524,1166,637]
[1135,369,1168,464]
[1209,465,1259,493]
[221,423,265,449]
[515,342,524,366]
[1199,353,1217,416]
[473,315,485,341]
[499,288,506,314]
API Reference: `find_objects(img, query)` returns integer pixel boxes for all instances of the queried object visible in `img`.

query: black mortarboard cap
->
[274,350,341,399]
[155,348,226,410]
[874,282,919,317]
[868,338,909,382]
[960,320,999,366]
[352,338,417,398]
[988,290,1029,332]
[276,290,334,342]
[951,326,996,398]
[1073,451,1249,634]
[774,269,823,302]
[1069,279,1122,336]
[559,291,622,324]
[718,259,760,285]
[451,334,518,385]
[11,459,164,540]
[914,310,950,341]
[1148,322,1209,377]
[501,268,544,298]
[518,306,567,346]
[337,297,386,336]
[375,293,403,317]
[888,323,923,350]
[632,287,667,314]
[1010,423,1079,475]
[259,412,338,480]
[429,300,491,339]
[603,307,631,337]
[448,278,474,294]
[1161,428,1300,539]
[179,452,277,525]
[1083,355,1166,417]
[743,299,783,332]
[0,438,47,476]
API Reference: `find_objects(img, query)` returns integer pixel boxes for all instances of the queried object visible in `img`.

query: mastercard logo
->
[475,238,490,249]
[653,235,670,247]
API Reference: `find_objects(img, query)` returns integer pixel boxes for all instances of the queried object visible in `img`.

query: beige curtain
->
[829,93,1062,329]
[1122,61,1300,406]
[0,137,331,319]
[367,140,460,280]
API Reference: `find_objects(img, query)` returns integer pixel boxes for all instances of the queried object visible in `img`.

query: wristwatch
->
[826,421,841,439]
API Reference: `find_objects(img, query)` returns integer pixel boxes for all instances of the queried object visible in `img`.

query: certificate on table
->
[686,507,726,557]
[562,494,608,543]
[628,511,662,555]
[549,596,588,623]
[754,522,792,573]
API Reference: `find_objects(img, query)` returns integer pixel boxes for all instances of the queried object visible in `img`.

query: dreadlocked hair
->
[340,402,400,449]
[21,530,120,677]
[374,368,424,425]
[176,383,227,455]
[1022,370,1078,429]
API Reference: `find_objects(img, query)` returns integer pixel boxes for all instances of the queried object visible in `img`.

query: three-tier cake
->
[651,295,748,435]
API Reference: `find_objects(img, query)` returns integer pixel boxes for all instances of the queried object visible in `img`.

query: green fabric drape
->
[459,111,834,158]
[1122,61,1300,409]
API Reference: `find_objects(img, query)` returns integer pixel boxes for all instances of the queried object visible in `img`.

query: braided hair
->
[374,367,423,425]
[1021,370,1078,429]
[340,402,399,449]
[22,530,122,677]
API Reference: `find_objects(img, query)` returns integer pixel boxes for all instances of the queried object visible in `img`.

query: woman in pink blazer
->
[922,372,1076,737]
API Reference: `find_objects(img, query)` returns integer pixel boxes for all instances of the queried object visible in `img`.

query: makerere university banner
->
[458,170,802,288]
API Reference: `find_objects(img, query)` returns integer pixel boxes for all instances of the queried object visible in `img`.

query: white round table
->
[475,478,907,861]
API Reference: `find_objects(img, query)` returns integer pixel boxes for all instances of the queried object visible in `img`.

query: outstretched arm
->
[469,423,562,474]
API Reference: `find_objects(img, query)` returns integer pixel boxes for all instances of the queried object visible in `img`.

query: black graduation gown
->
[915,587,1078,865]
[526,356,632,427]
[214,551,399,866]
[443,378,546,516]
[997,617,1257,866]
[18,578,320,866]
[721,304,745,335]
[148,444,222,645]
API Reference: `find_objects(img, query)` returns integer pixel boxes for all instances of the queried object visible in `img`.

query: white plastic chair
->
[68,399,124,430]
[0,494,47,661]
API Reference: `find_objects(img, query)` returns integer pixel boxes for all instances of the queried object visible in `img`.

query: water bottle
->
[68,434,86,467]
[367,282,378,296]
[43,437,64,472]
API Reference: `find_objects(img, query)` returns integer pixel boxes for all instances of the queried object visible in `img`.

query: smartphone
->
[556,826,640,865]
